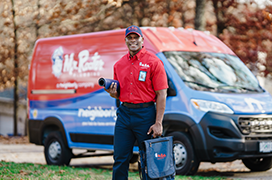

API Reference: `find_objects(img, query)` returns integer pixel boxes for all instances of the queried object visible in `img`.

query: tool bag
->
[138,136,175,180]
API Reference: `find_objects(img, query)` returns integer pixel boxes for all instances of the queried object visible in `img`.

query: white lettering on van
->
[78,106,117,121]
[82,122,116,126]
[63,50,104,76]
[56,82,94,89]
[245,98,265,112]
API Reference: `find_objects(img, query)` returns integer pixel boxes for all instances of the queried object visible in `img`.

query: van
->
[28,27,272,175]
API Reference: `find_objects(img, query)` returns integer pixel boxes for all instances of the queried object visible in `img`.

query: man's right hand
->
[104,82,119,99]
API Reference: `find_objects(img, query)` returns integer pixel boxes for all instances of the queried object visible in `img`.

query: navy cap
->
[125,25,143,37]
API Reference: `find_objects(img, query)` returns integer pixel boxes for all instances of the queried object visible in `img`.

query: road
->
[1,143,272,179]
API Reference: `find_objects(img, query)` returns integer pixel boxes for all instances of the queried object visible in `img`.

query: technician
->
[104,25,168,180]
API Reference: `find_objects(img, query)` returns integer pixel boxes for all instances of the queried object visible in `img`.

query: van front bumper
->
[199,112,272,163]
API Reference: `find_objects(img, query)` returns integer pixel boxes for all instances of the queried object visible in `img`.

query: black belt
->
[122,102,154,109]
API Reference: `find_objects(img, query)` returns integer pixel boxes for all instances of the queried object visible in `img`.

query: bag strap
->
[138,160,143,180]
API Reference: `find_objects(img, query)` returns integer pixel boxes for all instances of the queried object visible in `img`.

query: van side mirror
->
[116,99,121,107]
[167,78,176,96]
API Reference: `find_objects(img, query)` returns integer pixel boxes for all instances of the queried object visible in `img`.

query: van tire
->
[168,131,200,175]
[44,131,72,166]
[242,157,272,171]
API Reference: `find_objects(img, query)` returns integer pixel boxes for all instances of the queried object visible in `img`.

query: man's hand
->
[104,82,119,99]
[147,122,163,138]
[147,89,167,138]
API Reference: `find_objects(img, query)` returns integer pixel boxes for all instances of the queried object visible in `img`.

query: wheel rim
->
[173,142,187,170]
[48,141,61,160]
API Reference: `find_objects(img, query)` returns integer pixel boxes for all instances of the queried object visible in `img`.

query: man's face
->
[125,33,144,53]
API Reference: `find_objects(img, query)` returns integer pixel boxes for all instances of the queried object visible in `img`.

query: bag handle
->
[138,160,142,180]
[151,135,163,139]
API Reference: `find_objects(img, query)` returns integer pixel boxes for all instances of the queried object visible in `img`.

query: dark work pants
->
[112,104,156,180]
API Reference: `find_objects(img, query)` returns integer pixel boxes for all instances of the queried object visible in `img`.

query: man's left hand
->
[147,122,163,138]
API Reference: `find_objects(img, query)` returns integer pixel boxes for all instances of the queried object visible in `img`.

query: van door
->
[70,34,128,147]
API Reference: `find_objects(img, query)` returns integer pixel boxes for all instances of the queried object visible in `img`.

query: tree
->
[211,0,239,36]
[195,0,206,30]
[0,1,15,91]
[216,1,272,76]
[11,0,19,136]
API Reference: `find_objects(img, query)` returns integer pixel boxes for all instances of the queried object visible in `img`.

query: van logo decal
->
[51,47,104,78]
[33,109,38,119]
[245,98,265,112]
[78,106,117,121]
[52,47,64,78]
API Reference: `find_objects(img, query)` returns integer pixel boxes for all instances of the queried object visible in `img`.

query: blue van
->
[28,27,272,175]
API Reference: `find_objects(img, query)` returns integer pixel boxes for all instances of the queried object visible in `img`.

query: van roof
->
[141,27,235,55]
[35,27,235,55]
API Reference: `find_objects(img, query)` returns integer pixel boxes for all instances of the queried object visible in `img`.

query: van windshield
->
[163,51,264,93]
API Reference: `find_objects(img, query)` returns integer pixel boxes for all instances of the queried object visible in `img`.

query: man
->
[105,25,168,180]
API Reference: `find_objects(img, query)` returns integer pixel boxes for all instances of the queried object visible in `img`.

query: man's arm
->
[104,82,119,99]
[147,88,167,137]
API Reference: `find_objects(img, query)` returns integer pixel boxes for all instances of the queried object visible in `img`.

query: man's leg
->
[131,105,156,180]
[132,105,156,149]
[112,106,136,180]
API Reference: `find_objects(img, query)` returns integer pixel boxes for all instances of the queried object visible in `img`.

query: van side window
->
[167,75,176,96]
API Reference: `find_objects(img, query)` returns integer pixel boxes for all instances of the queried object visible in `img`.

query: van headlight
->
[191,99,234,114]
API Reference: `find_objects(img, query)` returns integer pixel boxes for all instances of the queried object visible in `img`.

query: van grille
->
[238,116,272,135]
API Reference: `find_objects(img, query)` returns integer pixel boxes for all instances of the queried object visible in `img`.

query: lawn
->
[0,161,230,180]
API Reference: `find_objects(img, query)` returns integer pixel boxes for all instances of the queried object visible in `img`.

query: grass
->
[0,161,230,180]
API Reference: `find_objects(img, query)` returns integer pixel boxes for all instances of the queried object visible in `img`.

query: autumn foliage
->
[0,0,272,93]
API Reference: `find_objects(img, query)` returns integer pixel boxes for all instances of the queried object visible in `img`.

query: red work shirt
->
[114,47,168,104]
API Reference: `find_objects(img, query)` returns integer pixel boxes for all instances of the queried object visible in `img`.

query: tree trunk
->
[195,0,206,31]
[11,0,18,136]
[211,0,226,37]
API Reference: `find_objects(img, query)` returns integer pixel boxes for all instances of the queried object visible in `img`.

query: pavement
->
[0,143,115,167]
[2,142,272,179]
[0,143,248,172]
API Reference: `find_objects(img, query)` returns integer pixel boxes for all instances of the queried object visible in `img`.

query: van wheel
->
[168,132,200,175]
[242,157,272,171]
[44,131,72,166]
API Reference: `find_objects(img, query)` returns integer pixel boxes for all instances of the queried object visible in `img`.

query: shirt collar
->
[127,46,146,60]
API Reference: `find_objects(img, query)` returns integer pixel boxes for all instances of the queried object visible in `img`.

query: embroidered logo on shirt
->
[139,62,150,68]
[138,71,147,82]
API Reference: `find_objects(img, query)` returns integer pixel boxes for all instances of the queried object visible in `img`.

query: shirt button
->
[132,63,134,65]
[131,93,132,94]
[131,72,132,74]
[131,83,132,85]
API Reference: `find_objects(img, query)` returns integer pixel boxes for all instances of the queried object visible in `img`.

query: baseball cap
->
[125,25,143,37]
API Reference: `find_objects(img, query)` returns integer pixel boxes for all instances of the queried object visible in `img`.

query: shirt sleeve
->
[151,59,168,91]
